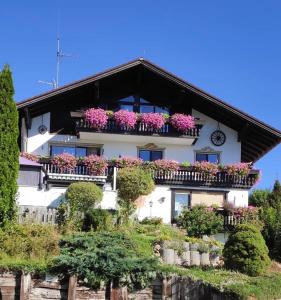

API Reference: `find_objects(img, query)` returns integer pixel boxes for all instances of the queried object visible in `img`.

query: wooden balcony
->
[75,119,202,140]
[42,160,259,189]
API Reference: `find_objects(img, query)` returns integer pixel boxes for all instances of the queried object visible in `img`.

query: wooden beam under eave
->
[24,107,32,129]
[238,123,249,142]
[94,81,100,101]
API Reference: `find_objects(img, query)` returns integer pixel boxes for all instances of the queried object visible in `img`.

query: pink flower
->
[82,155,108,176]
[170,114,195,133]
[84,108,108,130]
[222,162,251,176]
[20,152,39,162]
[113,110,137,129]
[51,153,77,173]
[113,156,143,168]
[153,159,179,172]
[192,161,219,175]
[139,113,165,130]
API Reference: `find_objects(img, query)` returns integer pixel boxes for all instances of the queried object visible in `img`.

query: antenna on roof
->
[38,37,76,89]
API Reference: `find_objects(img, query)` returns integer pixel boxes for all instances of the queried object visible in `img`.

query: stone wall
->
[0,272,237,300]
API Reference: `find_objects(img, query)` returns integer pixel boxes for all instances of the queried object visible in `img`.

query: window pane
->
[139,150,150,161]
[118,96,135,103]
[87,147,101,156]
[196,153,207,162]
[51,146,76,156]
[140,105,154,113]
[151,151,163,161]
[208,154,219,163]
[76,147,87,157]
[140,98,150,104]
[155,106,169,114]
[174,193,190,218]
[120,104,134,111]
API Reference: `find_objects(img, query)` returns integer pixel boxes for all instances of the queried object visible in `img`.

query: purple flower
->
[139,113,165,130]
[113,110,137,129]
[82,155,108,176]
[153,159,179,172]
[170,114,195,133]
[113,156,143,168]
[51,153,77,173]
[84,108,108,130]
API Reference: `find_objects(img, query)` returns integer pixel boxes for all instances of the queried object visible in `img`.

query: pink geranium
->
[139,113,165,130]
[84,108,108,130]
[113,156,143,168]
[192,161,219,175]
[82,155,108,176]
[153,159,179,172]
[20,152,39,162]
[170,114,195,133]
[51,153,77,173]
[222,162,251,176]
[113,110,137,129]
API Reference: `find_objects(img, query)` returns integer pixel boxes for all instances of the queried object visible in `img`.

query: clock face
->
[211,130,226,146]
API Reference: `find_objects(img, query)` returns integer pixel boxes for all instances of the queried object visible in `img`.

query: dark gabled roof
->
[17,58,281,162]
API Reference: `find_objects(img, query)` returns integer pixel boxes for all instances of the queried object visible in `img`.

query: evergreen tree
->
[0,65,19,224]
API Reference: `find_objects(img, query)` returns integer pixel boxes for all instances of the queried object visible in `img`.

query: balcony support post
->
[113,167,117,191]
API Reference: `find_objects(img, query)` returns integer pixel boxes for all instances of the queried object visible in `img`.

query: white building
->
[16,59,281,223]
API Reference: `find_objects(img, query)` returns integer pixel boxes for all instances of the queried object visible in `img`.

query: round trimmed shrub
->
[66,182,103,216]
[223,224,270,276]
[117,167,154,202]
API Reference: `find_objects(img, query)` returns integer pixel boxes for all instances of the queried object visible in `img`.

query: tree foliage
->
[52,232,158,291]
[117,167,154,221]
[223,224,270,276]
[0,65,19,224]
[177,205,223,237]
[249,189,271,207]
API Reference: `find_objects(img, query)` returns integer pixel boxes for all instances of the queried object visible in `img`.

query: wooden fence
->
[18,206,58,225]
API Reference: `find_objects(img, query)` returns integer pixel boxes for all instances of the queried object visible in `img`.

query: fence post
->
[67,275,77,300]
[113,167,117,191]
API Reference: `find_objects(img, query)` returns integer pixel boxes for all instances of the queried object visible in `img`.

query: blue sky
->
[1,1,280,189]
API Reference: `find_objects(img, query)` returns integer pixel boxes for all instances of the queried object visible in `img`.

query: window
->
[196,153,219,163]
[117,96,169,114]
[139,149,163,161]
[50,145,101,157]
[172,192,190,220]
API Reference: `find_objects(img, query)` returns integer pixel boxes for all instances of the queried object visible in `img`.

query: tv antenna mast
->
[38,37,76,89]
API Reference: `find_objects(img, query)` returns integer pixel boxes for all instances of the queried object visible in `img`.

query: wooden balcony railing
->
[42,160,259,189]
[75,118,202,138]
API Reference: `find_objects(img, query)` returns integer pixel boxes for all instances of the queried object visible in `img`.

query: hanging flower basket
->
[51,153,77,173]
[170,114,195,133]
[82,155,108,176]
[113,110,137,129]
[84,108,108,130]
[139,113,165,130]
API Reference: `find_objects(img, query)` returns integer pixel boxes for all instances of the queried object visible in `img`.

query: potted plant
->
[84,108,108,130]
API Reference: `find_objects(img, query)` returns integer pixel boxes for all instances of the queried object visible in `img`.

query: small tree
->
[64,182,103,228]
[223,224,270,276]
[117,167,154,222]
[178,205,223,237]
[53,232,158,298]
[249,189,271,207]
[268,180,281,208]
[0,65,19,224]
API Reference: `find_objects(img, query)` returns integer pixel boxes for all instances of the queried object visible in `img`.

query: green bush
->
[52,232,158,292]
[82,208,117,231]
[249,189,270,207]
[139,217,163,226]
[223,224,270,276]
[65,182,103,227]
[117,167,154,221]
[177,205,223,237]
[0,223,59,260]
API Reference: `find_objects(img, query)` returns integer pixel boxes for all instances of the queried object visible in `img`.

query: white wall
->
[17,185,249,223]
[26,110,241,164]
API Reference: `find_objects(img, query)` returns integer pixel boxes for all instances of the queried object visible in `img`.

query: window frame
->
[194,150,221,164]
[138,148,164,162]
[171,190,191,222]
[49,144,103,157]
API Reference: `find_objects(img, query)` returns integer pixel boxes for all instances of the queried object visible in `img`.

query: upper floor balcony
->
[74,109,203,145]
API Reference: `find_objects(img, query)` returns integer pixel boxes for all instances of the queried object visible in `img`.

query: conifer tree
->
[0,65,19,224]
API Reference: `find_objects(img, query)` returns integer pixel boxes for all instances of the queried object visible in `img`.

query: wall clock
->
[211,130,226,146]
[38,125,47,135]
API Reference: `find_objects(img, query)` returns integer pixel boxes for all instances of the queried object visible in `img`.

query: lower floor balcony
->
[41,161,259,189]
